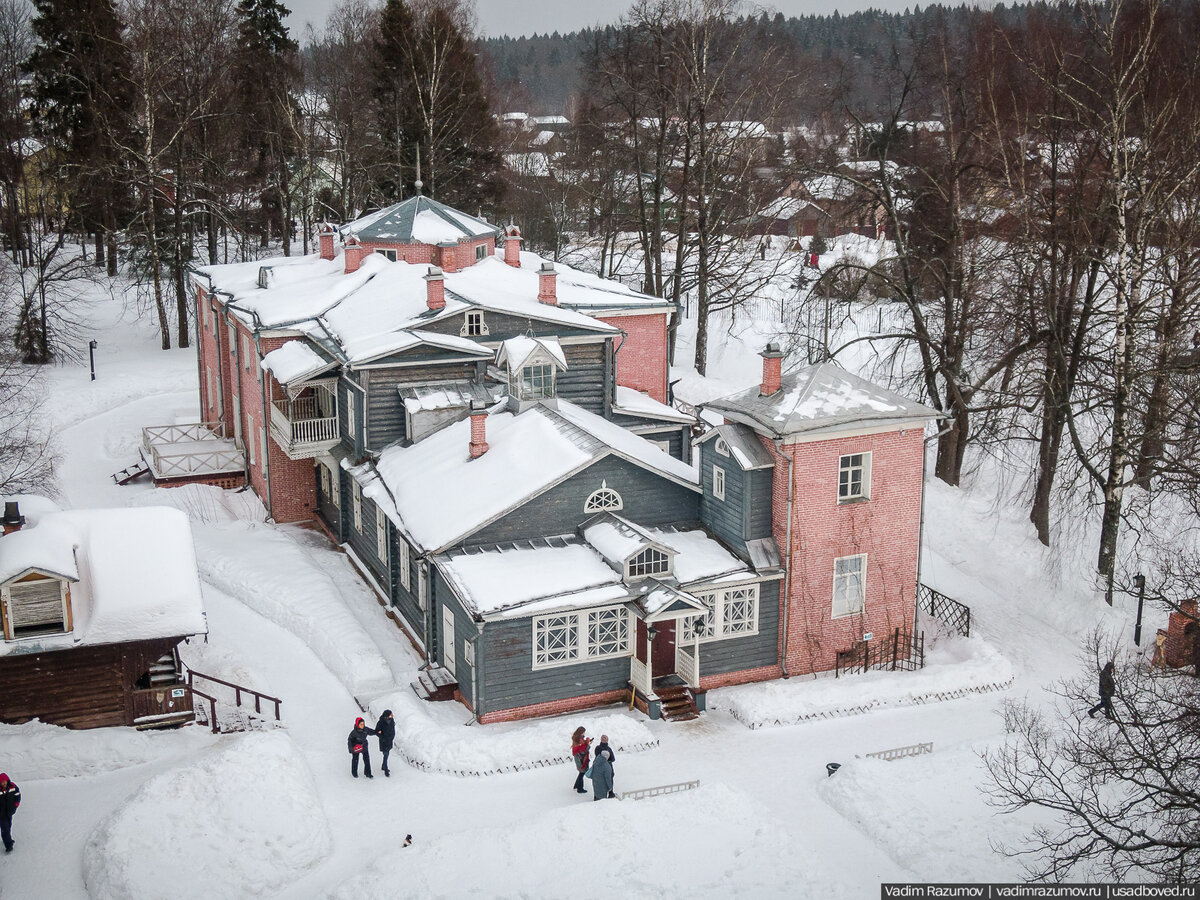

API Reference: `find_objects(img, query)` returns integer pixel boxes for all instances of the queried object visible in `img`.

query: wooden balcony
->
[269,381,339,460]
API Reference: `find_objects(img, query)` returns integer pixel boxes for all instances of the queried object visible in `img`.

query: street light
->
[88,339,97,381]
[1134,573,1146,646]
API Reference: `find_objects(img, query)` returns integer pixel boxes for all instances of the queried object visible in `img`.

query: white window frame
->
[376,248,398,261]
[625,546,671,580]
[319,463,331,497]
[681,584,760,642]
[375,506,388,561]
[346,389,357,442]
[460,311,489,337]
[532,606,631,670]
[715,436,731,457]
[352,481,362,533]
[475,243,486,261]
[247,413,256,466]
[243,335,253,371]
[510,362,556,400]
[713,464,726,501]
[584,482,623,513]
[397,537,411,591]
[838,452,872,502]
[2,578,70,640]
[833,554,867,618]
[330,466,341,508]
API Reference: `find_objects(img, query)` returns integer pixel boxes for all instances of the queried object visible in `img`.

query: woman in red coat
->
[570,726,593,795]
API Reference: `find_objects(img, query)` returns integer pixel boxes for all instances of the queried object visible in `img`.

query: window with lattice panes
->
[584,482,623,513]
[460,311,489,337]
[626,546,670,579]
[681,585,759,641]
[510,363,555,400]
[534,614,578,667]
[587,607,629,657]
[680,594,717,641]
[715,436,731,457]
[838,452,871,501]
[833,554,866,617]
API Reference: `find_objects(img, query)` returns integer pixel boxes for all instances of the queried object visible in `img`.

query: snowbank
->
[712,633,1014,729]
[84,732,331,900]
[367,690,658,777]
[0,719,213,780]
[331,783,830,899]
[194,521,394,698]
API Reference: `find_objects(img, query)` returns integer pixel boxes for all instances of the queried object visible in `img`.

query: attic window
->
[376,249,397,262]
[715,437,731,457]
[584,483,623,513]
[2,578,69,640]
[626,547,670,580]
[510,362,555,400]
[460,311,489,337]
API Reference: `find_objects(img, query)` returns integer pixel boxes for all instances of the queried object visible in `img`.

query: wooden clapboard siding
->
[0,637,184,729]
[432,571,479,705]
[339,374,364,458]
[364,361,479,451]
[556,342,607,414]
[469,456,700,546]
[316,463,344,542]
[699,442,774,554]
[421,310,603,344]
[695,579,781,676]
[390,529,425,641]
[344,490,388,586]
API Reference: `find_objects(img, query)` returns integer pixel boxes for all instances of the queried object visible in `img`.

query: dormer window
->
[626,546,671,580]
[715,437,731,457]
[497,336,568,406]
[2,577,70,640]
[511,362,555,400]
[460,311,489,337]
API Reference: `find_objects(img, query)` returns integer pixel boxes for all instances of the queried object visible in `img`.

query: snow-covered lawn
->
[0,266,1164,897]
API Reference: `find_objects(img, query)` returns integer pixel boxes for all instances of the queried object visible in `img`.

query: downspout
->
[915,421,953,631]
[470,629,483,724]
[226,298,271,518]
[191,270,211,423]
[775,436,795,679]
[253,329,271,520]
[607,329,628,418]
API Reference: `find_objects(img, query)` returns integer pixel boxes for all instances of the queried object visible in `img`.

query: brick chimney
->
[344,237,368,274]
[760,342,784,396]
[425,265,445,311]
[1164,598,1198,667]
[318,223,336,261]
[468,399,489,458]
[538,261,557,306]
[2,501,25,535]
[504,225,522,268]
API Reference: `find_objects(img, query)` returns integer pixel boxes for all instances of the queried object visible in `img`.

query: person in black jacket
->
[374,710,396,777]
[0,773,19,853]
[348,717,373,778]
[1088,661,1116,720]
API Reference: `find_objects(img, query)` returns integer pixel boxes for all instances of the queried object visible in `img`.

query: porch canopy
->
[261,341,338,394]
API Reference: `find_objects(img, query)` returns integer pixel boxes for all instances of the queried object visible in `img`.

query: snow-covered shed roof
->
[0,519,80,584]
[582,514,673,567]
[695,423,775,470]
[612,387,694,425]
[260,341,337,386]
[359,400,699,553]
[342,196,499,245]
[703,362,939,440]
[0,507,206,657]
[399,382,497,415]
[496,335,567,371]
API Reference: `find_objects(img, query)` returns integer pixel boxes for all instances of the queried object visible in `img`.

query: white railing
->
[270,400,338,449]
[142,422,224,448]
[862,741,933,762]
[676,643,698,688]
[630,657,651,696]
[620,780,700,801]
[142,423,243,478]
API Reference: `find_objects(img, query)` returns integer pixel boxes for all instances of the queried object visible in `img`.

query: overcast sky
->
[285,0,931,40]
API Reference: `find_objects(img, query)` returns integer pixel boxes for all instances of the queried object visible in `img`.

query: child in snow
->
[374,710,396,777]
[0,773,20,853]
[571,726,592,795]
[348,717,373,778]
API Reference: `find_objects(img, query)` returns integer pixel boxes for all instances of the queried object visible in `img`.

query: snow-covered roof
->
[496,335,567,371]
[0,519,80,584]
[695,423,775,471]
[342,196,499,244]
[399,382,498,415]
[755,196,824,221]
[360,400,699,553]
[613,386,695,425]
[260,341,336,385]
[703,362,939,440]
[0,507,206,657]
[583,514,672,567]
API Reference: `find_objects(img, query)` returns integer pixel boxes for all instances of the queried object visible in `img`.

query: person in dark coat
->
[374,710,396,777]
[0,773,20,853]
[591,742,615,801]
[595,734,616,799]
[1088,661,1116,720]
[570,726,592,795]
[348,717,373,778]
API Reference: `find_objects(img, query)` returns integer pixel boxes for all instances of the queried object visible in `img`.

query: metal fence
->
[916,584,971,637]
[835,626,925,677]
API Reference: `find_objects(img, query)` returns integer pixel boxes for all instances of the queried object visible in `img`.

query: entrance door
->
[441,606,456,676]
[651,620,676,677]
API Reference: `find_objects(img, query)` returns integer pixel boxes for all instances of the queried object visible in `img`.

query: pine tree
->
[26,0,132,276]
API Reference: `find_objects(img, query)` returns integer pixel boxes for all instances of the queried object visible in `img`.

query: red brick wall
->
[358,238,494,271]
[1164,599,1198,668]
[600,313,670,403]
[478,688,629,724]
[763,427,924,676]
[699,661,782,691]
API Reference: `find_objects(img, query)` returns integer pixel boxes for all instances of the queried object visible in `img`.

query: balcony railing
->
[141,423,243,478]
[269,382,338,459]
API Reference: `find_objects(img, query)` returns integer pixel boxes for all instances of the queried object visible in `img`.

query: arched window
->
[584,481,623,513]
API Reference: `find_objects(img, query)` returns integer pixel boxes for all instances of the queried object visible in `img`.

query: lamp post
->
[88,339,97,381]
[1134,573,1146,646]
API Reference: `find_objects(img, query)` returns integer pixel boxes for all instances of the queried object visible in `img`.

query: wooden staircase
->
[112,460,151,485]
[656,683,700,722]
[410,666,458,702]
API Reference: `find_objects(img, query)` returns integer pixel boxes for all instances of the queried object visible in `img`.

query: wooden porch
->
[140,423,243,483]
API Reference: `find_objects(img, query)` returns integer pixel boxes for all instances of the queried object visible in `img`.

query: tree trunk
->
[94,231,105,269]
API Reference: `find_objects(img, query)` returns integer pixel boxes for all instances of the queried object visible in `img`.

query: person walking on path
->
[591,741,615,801]
[595,735,616,799]
[348,717,373,778]
[1088,661,1116,720]
[374,710,396,777]
[0,774,20,853]
[571,726,592,795]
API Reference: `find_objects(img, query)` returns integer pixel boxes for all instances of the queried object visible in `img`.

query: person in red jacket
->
[0,773,19,853]
[570,726,592,795]
[348,717,373,778]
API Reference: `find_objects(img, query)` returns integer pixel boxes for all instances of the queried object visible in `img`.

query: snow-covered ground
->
[0,252,1160,897]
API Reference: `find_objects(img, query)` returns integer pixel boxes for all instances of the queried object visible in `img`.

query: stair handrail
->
[190,686,220,734]
[185,666,283,721]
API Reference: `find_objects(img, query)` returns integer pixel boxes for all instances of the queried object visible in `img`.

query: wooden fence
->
[862,741,933,761]
[835,626,924,678]
[620,779,700,801]
[916,583,971,637]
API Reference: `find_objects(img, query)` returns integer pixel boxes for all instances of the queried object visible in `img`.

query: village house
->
[174,192,936,723]
[0,499,206,729]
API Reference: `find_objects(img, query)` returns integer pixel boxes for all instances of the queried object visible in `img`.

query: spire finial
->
[414,144,423,196]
